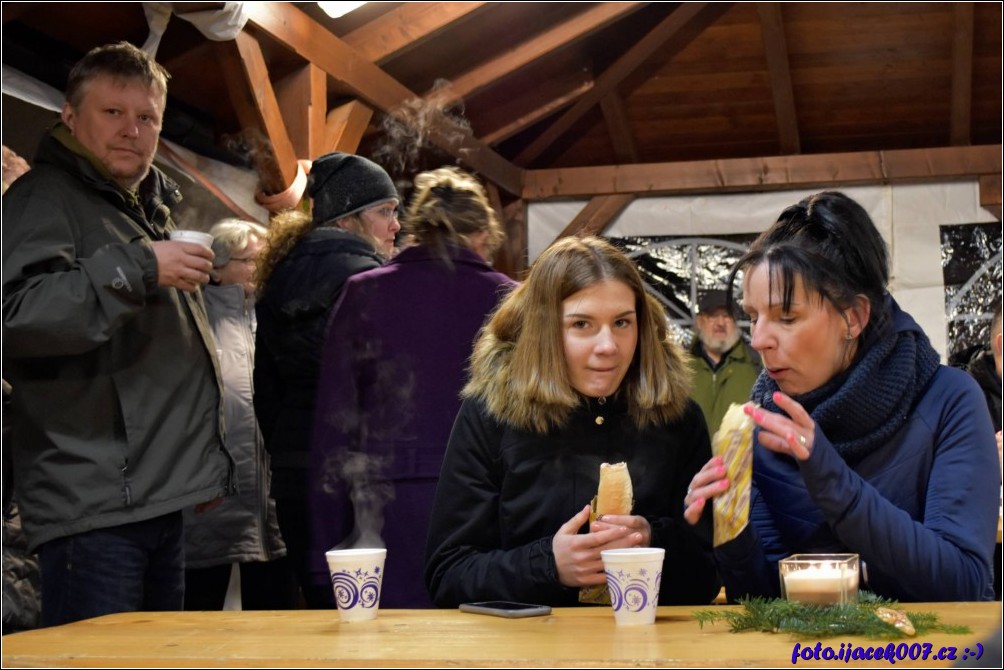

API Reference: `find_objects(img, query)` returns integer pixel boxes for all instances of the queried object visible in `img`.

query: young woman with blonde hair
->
[424,235,719,607]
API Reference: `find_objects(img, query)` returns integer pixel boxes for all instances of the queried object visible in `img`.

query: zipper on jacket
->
[246,299,271,560]
[121,460,133,507]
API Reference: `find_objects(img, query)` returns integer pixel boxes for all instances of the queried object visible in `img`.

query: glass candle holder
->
[779,553,859,605]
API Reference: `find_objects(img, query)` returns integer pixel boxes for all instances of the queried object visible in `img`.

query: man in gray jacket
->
[2,42,233,626]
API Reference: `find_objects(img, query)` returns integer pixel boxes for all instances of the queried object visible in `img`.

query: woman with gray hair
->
[183,218,295,610]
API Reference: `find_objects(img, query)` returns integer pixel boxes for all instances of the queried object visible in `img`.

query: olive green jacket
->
[688,338,761,436]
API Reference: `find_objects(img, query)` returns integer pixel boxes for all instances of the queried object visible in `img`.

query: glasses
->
[229,256,257,266]
[364,204,399,221]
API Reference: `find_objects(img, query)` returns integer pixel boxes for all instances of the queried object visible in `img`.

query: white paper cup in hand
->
[600,547,665,625]
[325,548,386,622]
[169,229,214,249]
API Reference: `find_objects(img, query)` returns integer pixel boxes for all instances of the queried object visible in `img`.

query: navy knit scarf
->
[750,311,941,462]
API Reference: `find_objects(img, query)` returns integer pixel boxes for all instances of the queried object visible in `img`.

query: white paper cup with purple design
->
[325,548,386,621]
[600,547,665,625]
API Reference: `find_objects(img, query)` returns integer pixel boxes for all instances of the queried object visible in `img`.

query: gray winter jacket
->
[184,283,285,567]
[2,125,234,551]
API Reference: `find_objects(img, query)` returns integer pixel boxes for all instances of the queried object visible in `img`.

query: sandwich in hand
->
[711,403,755,547]
[591,461,633,521]
[580,461,633,604]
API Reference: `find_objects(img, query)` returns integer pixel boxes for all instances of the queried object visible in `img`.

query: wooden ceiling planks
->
[1,1,998,223]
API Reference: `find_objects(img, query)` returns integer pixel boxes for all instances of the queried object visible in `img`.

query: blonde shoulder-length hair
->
[464,235,692,433]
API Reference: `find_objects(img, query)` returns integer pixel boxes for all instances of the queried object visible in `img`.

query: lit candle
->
[783,564,859,605]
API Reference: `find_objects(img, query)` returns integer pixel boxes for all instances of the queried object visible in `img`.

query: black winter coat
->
[424,395,720,607]
[254,228,382,498]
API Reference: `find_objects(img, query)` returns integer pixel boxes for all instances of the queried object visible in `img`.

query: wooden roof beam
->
[435,2,645,106]
[325,100,374,154]
[950,2,974,146]
[556,194,635,240]
[274,63,327,160]
[243,1,522,195]
[492,192,528,279]
[600,91,639,164]
[216,34,298,195]
[757,2,800,155]
[523,145,1003,199]
[514,2,732,166]
[341,2,488,65]
[979,174,1001,220]
[479,76,594,145]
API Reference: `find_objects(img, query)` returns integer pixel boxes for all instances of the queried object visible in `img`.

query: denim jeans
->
[38,511,184,627]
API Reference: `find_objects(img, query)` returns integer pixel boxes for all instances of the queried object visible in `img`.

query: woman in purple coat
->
[310,167,515,608]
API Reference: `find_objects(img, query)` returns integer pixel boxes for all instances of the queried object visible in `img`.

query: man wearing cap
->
[688,289,761,435]
[253,150,400,608]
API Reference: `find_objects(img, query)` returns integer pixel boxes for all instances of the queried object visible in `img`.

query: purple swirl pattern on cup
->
[606,566,662,613]
[330,566,382,610]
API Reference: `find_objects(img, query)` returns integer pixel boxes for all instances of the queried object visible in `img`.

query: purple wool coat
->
[309,244,515,608]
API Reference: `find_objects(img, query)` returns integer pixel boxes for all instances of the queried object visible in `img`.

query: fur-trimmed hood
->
[464,328,695,434]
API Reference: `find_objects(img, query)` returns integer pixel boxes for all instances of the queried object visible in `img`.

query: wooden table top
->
[3,602,1000,668]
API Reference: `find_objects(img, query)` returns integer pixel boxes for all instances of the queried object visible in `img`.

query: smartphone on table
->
[459,601,552,618]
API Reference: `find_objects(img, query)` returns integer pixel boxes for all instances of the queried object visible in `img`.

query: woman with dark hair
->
[683,191,998,602]
[424,235,719,607]
[309,166,514,608]
[254,152,399,608]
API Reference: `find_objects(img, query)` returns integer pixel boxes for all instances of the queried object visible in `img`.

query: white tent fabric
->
[528,182,997,360]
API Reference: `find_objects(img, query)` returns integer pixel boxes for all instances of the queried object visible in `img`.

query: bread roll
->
[594,461,633,516]
[580,461,633,605]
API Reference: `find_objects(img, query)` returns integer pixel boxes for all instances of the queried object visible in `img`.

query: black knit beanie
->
[308,152,398,225]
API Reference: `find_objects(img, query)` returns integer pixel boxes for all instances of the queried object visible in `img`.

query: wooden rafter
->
[514,2,732,166]
[523,145,1003,200]
[243,1,522,195]
[757,2,800,155]
[216,34,298,194]
[493,195,528,279]
[341,2,488,65]
[600,92,639,164]
[556,194,635,239]
[481,74,594,145]
[979,174,1002,220]
[950,2,974,146]
[434,2,645,105]
[325,100,375,155]
[274,63,327,160]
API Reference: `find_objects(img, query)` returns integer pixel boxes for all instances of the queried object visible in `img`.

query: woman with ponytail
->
[309,166,514,608]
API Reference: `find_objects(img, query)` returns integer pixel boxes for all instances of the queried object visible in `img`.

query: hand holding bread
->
[682,402,755,534]
[553,462,648,591]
